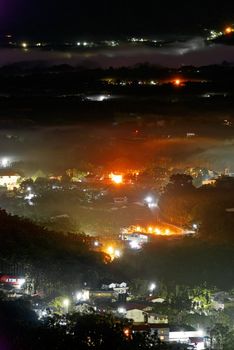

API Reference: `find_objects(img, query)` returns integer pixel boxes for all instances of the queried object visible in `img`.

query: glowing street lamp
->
[145,196,153,204]
[149,283,156,296]
[63,298,70,313]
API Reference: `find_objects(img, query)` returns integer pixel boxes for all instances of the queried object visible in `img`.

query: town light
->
[18,278,26,289]
[76,292,82,301]
[63,298,70,313]
[107,246,114,255]
[225,27,233,34]
[174,79,181,86]
[21,42,28,48]
[118,307,126,314]
[155,228,161,235]
[145,196,153,203]
[129,240,141,249]
[110,173,123,184]
[1,158,9,168]
[124,328,130,337]
[115,249,121,258]
[63,298,70,307]
[149,283,156,292]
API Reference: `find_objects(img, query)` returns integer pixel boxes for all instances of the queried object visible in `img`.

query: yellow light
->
[136,226,141,232]
[148,226,153,233]
[225,27,233,34]
[21,42,28,48]
[174,79,181,86]
[124,328,130,337]
[110,173,123,184]
[165,229,170,235]
[107,246,114,255]
[155,228,161,235]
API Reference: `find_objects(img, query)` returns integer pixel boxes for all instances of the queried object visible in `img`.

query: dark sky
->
[1,0,234,39]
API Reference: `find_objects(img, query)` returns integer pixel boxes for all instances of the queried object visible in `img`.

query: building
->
[169,328,205,350]
[0,170,22,190]
[132,323,170,342]
[125,305,168,325]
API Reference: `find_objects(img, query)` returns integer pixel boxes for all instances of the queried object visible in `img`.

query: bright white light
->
[197,329,204,337]
[94,241,99,247]
[129,240,141,250]
[97,95,108,102]
[18,278,26,288]
[149,283,156,292]
[21,42,28,48]
[148,202,158,208]
[193,223,198,230]
[76,292,82,301]
[107,246,114,255]
[63,299,70,307]
[76,290,90,301]
[27,187,31,192]
[1,158,9,168]
[145,196,153,203]
[118,307,126,314]
[77,42,81,46]
[115,249,121,258]
[83,42,87,46]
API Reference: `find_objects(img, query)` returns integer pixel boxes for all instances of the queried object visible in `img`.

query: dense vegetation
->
[0,209,108,295]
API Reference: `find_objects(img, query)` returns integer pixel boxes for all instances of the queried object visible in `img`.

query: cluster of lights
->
[106,246,122,260]
[76,290,90,302]
[24,187,36,206]
[207,30,223,41]
[128,224,180,236]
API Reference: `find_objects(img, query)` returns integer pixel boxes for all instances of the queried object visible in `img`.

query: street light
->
[118,307,126,314]
[1,158,9,168]
[63,298,70,313]
[145,196,153,204]
[149,283,156,296]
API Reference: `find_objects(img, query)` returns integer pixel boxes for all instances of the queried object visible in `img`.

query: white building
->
[125,306,168,324]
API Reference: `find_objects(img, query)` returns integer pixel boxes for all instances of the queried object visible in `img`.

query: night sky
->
[1,0,234,39]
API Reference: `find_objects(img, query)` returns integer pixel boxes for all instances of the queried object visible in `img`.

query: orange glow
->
[110,173,123,184]
[102,245,122,261]
[225,27,233,34]
[125,224,183,236]
[124,328,130,337]
[155,228,161,235]
[174,79,181,86]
